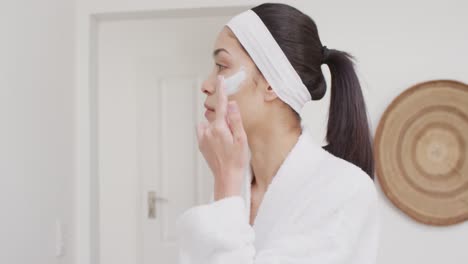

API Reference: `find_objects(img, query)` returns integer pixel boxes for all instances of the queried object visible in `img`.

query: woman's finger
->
[227,101,246,143]
[215,75,228,122]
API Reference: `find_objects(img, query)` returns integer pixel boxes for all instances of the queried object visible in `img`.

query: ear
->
[254,72,278,102]
[263,85,278,102]
[249,65,278,102]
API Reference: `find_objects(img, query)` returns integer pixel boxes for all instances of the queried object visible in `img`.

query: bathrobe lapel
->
[242,126,327,250]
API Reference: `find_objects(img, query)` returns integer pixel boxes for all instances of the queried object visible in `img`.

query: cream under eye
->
[222,67,246,96]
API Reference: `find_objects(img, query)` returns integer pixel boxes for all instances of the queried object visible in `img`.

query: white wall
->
[1,0,465,264]
[77,1,468,264]
[0,0,76,264]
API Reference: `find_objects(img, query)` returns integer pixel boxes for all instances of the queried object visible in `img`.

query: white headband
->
[226,9,312,114]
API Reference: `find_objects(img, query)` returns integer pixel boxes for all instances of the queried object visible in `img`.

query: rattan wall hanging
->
[375,80,468,226]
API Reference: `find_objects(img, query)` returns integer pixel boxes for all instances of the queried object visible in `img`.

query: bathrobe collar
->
[242,123,327,249]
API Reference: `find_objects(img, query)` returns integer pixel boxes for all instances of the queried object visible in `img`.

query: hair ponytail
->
[252,3,375,179]
[322,49,374,179]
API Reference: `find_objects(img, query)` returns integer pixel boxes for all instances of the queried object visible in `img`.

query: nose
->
[201,77,215,95]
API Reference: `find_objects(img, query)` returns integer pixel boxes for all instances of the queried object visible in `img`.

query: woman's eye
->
[216,64,226,72]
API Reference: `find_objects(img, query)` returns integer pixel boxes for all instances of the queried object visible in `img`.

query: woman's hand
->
[197,76,249,201]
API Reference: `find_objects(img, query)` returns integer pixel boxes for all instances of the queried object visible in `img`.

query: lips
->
[204,103,215,112]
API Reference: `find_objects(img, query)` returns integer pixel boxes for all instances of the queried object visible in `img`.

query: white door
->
[97,9,241,264]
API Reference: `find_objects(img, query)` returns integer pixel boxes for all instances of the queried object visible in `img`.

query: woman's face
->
[201,26,268,132]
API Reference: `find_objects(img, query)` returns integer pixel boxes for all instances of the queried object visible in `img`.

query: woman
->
[176,3,380,264]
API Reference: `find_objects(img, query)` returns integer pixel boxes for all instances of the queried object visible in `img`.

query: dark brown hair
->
[251,3,374,179]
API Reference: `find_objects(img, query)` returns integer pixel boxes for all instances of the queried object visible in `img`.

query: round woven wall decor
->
[375,80,468,226]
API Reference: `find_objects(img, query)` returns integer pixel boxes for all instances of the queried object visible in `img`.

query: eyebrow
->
[213,48,230,57]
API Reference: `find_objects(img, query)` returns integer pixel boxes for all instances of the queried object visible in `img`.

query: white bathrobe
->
[175,126,380,264]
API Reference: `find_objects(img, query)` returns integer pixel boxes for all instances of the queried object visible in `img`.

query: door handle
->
[148,191,168,219]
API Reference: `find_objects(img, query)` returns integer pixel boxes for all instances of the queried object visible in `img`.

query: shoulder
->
[322,149,376,197]
[296,147,380,235]
[321,151,380,234]
[301,147,379,216]
[285,149,380,263]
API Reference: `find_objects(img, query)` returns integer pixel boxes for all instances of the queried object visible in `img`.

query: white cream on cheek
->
[223,67,246,96]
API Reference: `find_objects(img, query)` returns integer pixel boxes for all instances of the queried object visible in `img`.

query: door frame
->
[75,2,254,264]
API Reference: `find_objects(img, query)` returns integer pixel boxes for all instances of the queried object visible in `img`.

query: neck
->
[247,112,302,191]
